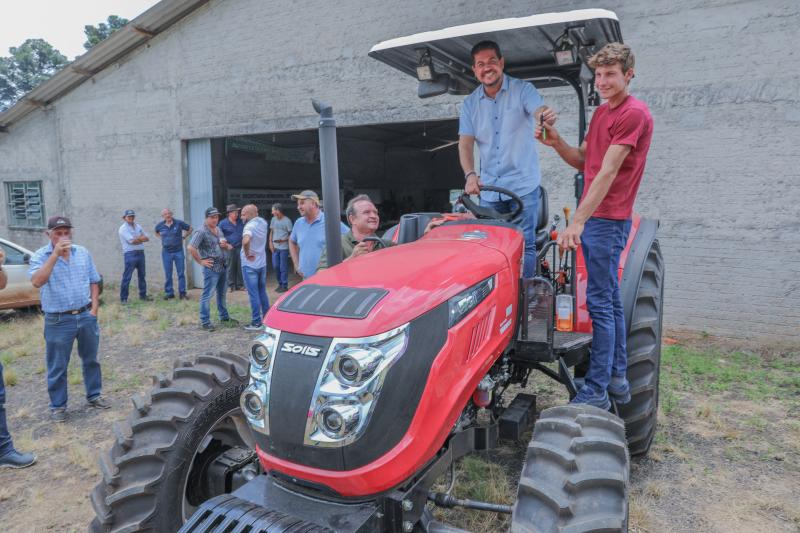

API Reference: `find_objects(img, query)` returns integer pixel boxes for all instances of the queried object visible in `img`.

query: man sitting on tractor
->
[318,194,392,269]
[536,43,654,409]
[458,40,556,279]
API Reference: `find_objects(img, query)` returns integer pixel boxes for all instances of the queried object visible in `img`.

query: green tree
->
[0,39,68,111]
[83,15,130,51]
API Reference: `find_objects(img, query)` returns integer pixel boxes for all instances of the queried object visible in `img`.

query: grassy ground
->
[0,295,797,532]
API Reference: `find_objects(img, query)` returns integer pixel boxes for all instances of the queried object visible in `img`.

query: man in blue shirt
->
[289,190,348,279]
[219,204,245,292]
[458,40,556,278]
[29,216,110,423]
[0,248,36,467]
[154,208,192,300]
[118,209,151,303]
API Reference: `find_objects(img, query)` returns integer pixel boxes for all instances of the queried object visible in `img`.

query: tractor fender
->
[620,217,659,333]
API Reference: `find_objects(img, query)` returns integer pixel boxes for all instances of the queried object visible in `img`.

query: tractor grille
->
[278,284,388,319]
[180,494,334,533]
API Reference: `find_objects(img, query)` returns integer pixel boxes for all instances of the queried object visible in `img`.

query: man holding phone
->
[29,216,110,422]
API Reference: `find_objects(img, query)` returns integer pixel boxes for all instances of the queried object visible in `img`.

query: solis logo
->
[280,342,323,357]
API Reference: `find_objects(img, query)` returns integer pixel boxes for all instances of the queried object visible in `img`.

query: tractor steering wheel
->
[459,185,524,222]
[361,236,387,250]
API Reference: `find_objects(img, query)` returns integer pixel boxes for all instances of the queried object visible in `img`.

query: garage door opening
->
[207,119,463,230]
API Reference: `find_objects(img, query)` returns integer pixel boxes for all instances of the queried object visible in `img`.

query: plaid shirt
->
[189,225,227,273]
[28,243,101,313]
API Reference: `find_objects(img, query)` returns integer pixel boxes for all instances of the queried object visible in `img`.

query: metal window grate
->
[5,181,45,228]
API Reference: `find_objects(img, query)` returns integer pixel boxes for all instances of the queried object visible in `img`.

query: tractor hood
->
[368,8,622,97]
[266,230,512,338]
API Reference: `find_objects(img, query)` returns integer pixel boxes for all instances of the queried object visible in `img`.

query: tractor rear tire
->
[620,240,664,456]
[511,404,629,533]
[89,352,250,533]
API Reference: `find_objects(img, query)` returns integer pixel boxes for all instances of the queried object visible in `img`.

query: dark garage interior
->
[209,119,463,228]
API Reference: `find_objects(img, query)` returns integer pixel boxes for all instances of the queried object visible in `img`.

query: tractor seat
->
[386,212,441,244]
[535,186,550,249]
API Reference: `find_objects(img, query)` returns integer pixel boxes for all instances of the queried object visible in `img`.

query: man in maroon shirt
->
[536,43,654,409]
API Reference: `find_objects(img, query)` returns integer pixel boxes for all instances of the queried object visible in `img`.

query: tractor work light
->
[448,275,495,327]
[416,49,435,81]
[242,326,281,436]
[250,331,277,369]
[554,30,577,66]
[304,324,409,447]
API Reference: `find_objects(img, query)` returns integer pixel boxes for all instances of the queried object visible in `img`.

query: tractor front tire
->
[620,239,665,456]
[89,352,250,533]
[511,404,629,533]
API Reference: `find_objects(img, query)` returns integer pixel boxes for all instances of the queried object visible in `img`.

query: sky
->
[0,0,162,60]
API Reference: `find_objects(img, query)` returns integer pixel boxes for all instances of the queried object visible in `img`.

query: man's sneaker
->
[0,449,37,469]
[608,376,632,404]
[220,317,239,326]
[243,323,263,331]
[50,408,67,423]
[140,295,153,302]
[179,294,188,300]
[201,323,216,332]
[164,294,175,300]
[87,396,112,409]
[570,388,612,411]
[276,286,288,293]
[120,299,128,305]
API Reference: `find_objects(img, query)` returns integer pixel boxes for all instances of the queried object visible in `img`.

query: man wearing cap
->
[188,208,238,331]
[219,204,244,292]
[28,216,110,423]
[118,209,151,303]
[289,190,348,279]
[268,203,292,293]
[0,248,37,467]
[154,208,192,300]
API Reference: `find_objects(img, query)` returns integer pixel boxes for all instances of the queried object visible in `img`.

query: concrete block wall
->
[0,0,797,341]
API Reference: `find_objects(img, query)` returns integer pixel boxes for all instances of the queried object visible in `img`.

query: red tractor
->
[90,9,663,532]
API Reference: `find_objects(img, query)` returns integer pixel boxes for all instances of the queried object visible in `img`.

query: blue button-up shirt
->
[459,74,544,201]
[155,219,191,252]
[118,222,148,253]
[290,212,348,278]
[219,218,244,247]
[28,243,101,313]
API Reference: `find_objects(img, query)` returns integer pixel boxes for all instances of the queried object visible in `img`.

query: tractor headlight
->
[243,327,280,435]
[250,331,277,369]
[305,324,409,447]
[448,275,495,327]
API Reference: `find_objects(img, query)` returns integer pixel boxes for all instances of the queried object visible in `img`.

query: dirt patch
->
[0,301,797,533]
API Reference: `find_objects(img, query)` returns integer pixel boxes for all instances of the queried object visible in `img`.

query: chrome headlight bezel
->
[241,326,280,435]
[304,324,410,447]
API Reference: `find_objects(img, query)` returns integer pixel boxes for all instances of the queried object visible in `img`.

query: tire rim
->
[180,407,257,521]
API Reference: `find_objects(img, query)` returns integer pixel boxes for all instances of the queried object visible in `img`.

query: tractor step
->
[498,393,536,441]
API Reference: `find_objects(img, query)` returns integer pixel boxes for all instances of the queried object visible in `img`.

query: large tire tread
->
[620,240,664,456]
[90,351,249,532]
[511,404,630,533]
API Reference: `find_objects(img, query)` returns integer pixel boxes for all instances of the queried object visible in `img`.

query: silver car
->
[0,237,39,310]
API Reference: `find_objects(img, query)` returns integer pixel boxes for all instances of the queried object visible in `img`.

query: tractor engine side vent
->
[467,312,491,361]
[278,284,389,319]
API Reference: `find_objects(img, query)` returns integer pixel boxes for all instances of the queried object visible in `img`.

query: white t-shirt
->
[241,217,269,269]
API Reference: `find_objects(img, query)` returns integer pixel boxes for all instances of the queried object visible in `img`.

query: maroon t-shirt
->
[582,95,653,220]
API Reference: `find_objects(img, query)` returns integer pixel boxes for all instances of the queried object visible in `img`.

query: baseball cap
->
[291,190,320,203]
[123,209,136,217]
[205,207,221,218]
[47,216,73,230]
[225,203,240,213]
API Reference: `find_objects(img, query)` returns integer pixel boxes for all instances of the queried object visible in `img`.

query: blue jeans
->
[226,245,244,290]
[44,310,102,409]
[120,250,147,301]
[481,188,539,278]
[243,266,270,326]
[200,268,230,326]
[272,249,289,287]
[581,217,632,396]
[0,363,13,456]
[162,249,186,297]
